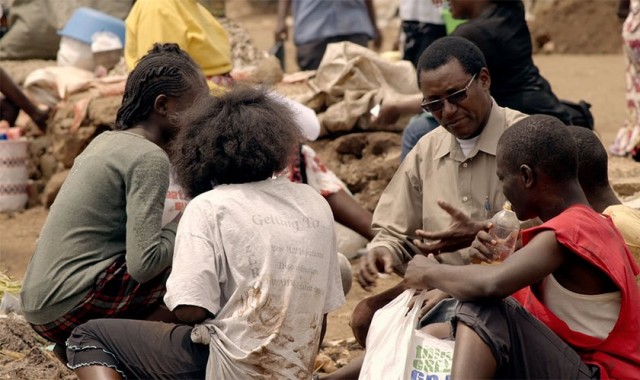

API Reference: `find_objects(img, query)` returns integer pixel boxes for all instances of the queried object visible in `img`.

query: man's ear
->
[520,164,534,188]
[478,67,491,90]
[154,94,169,116]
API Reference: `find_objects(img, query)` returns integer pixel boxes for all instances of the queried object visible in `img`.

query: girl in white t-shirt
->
[65,86,345,380]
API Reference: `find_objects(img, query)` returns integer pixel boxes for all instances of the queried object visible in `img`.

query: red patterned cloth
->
[31,256,170,345]
[612,0,640,159]
[286,144,344,197]
[208,73,235,89]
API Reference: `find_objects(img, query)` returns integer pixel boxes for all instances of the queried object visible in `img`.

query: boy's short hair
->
[567,126,609,190]
[172,86,302,198]
[498,114,578,181]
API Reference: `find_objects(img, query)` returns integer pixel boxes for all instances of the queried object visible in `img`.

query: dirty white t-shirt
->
[164,176,345,380]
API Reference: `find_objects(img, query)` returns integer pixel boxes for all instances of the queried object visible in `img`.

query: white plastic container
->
[0,140,29,212]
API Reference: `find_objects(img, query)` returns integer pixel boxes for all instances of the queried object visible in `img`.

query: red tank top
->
[513,204,640,380]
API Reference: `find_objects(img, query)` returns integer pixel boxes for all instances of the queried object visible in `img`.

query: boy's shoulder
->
[521,204,609,246]
[522,204,631,268]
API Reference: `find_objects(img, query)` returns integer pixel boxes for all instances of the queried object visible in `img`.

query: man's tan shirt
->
[369,100,528,270]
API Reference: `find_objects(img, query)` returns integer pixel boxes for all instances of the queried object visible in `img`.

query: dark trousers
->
[67,319,209,379]
[452,298,599,379]
[401,21,447,68]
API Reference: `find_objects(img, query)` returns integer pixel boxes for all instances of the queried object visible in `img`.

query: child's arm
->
[174,305,212,325]
[404,230,566,301]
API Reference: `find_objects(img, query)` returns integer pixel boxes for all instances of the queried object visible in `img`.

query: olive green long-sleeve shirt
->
[21,131,178,325]
[369,100,527,271]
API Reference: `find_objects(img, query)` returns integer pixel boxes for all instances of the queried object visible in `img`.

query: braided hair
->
[115,43,202,130]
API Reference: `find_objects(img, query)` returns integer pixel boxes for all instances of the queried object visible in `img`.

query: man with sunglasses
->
[350,36,528,347]
[378,0,581,162]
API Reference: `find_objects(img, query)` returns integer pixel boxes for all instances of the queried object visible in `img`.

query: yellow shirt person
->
[125,0,232,80]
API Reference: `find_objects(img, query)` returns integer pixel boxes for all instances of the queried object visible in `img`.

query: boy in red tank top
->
[404,115,640,379]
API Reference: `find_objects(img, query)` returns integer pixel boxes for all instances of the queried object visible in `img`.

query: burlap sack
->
[306,42,420,136]
[0,0,132,60]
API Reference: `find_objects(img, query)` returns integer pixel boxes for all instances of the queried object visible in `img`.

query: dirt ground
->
[1,1,640,378]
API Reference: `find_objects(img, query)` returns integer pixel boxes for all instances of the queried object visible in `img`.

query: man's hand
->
[357,247,394,290]
[371,28,383,51]
[409,288,450,319]
[413,200,491,254]
[274,23,288,42]
[469,229,499,264]
[371,96,423,127]
[404,254,439,289]
[372,103,401,127]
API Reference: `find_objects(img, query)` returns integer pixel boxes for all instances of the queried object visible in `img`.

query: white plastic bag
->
[359,289,424,380]
[404,328,454,380]
[359,289,455,380]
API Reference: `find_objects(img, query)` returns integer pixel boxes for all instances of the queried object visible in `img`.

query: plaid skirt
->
[31,256,170,345]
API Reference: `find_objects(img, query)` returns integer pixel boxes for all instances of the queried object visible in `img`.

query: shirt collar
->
[433,98,505,160]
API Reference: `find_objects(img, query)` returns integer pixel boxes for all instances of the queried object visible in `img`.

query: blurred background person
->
[125,0,233,88]
[275,0,382,71]
[0,67,50,132]
[395,0,446,67]
[377,0,580,161]
[611,0,640,160]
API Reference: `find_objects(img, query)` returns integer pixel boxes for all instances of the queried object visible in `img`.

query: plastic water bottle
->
[488,201,520,262]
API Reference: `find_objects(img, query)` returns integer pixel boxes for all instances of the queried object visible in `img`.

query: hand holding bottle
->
[488,201,520,262]
[469,201,520,264]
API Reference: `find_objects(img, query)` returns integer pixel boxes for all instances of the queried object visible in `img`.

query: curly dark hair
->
[115,43,202,130]
[171,86,302,198]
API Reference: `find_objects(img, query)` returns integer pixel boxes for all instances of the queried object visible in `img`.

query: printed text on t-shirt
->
[252,214,321,232]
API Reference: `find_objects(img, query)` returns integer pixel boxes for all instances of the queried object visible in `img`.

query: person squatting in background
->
[125,0,234,89]
[376,0,590,162]
[568,126,640,271]
[275,0,382,71]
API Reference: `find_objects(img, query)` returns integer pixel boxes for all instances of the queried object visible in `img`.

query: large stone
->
[529,0,622,54]
[310,131,401,211]
[609,156,640,197]
[87,95,122,127]
[44,92,121,170]
[51,122,97,169]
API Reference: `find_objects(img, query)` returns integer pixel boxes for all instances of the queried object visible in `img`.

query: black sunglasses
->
[421,73,477,113]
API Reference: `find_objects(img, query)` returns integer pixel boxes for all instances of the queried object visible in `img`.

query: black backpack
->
[561,99,595,130]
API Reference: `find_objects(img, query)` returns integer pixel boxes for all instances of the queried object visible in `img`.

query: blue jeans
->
[401,112,440,162]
